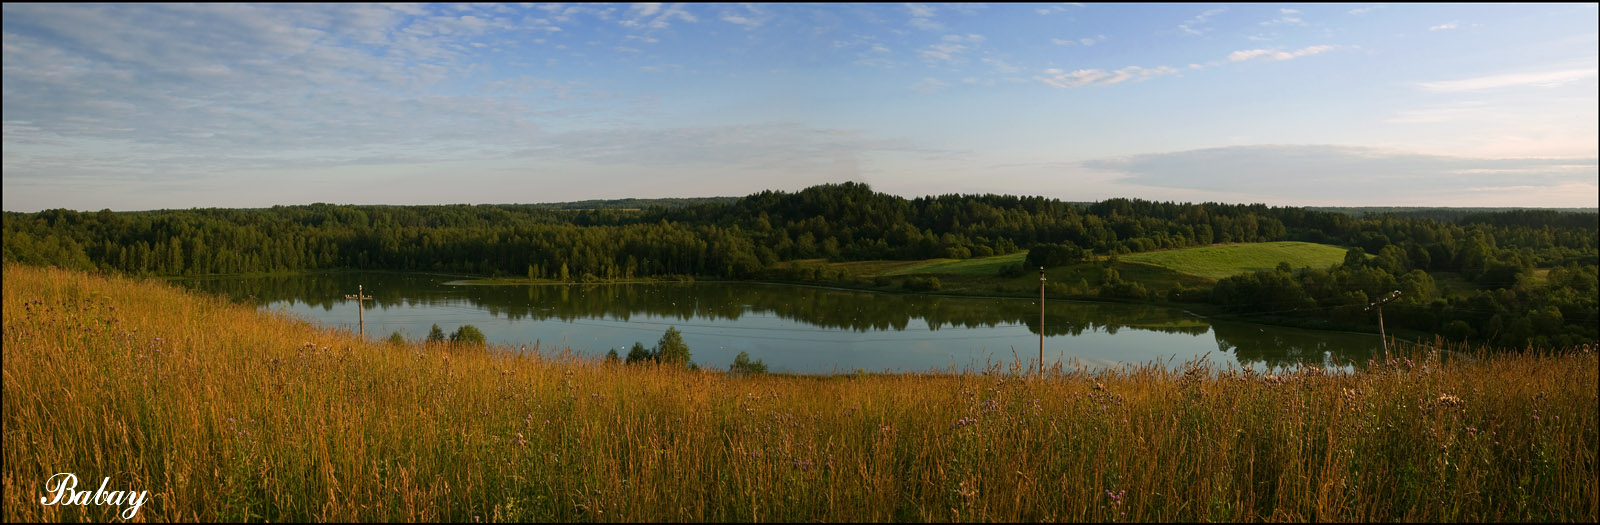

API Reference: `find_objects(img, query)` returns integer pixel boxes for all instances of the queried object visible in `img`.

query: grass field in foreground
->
[4,265,1596,522]
[1121,241,1353,280]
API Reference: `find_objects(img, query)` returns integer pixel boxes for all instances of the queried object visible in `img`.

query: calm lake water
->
[177,272,1380,374]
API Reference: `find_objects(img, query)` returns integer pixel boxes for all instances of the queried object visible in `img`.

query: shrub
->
[729,351,768,376]
[625,342,653,364]
[901,276,942,292]
[449,324,486,346]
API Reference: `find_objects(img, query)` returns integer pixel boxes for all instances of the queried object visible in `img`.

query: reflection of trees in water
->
[1211,321,1377,369]
[178,273,1211,337]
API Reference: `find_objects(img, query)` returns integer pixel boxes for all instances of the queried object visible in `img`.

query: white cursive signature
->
[39,473,149,520]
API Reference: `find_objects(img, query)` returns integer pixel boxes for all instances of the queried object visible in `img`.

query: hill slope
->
[1121,241,1352,280]
[3,265,1595,522]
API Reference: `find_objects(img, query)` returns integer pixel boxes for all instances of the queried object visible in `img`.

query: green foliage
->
[728,351,767,376]
[426,324,446,344]
[449,324,486,346]
[386,330,407,346]
[3,184,1595,347]
[625,342,653,364]
[605,348,620,363]
[1024,242,1086,268]
[655,326,691,366]
[900,276,942,292]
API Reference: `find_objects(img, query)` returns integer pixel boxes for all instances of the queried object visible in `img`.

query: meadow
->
[1119,241,1353,281]
[3,264,1596,522]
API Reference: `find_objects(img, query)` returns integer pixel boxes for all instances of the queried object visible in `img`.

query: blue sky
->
[3,3,1596,212]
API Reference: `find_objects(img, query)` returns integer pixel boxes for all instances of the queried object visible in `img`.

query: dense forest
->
[4,182,1596,347]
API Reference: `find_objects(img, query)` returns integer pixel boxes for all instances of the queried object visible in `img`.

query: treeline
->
[4,182,1596,347]
[6,183,1594,281]
[1211,249,1598,348]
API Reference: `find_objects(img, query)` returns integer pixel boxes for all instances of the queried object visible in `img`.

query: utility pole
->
[345,284,373,337]
[1039,266,1046,375]
[1364,290,1402,359]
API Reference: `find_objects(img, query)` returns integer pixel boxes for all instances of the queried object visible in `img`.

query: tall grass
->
[4,264,1595,522]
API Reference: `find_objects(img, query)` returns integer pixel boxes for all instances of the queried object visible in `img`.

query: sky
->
[3,3,1597,212]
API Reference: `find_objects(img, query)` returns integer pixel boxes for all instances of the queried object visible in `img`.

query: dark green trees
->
[729,351,767,376]
[622,327,693,366]
[449,324,486,346]
[655,326,691,366]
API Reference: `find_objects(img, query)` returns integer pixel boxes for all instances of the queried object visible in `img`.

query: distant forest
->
[5,182,1596,348]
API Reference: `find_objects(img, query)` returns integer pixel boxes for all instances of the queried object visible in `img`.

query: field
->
[881,252,1028,277]
[4,264,1596,522]
[1120,242,1353,280]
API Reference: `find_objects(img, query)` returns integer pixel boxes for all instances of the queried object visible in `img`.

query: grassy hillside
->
[4,265,1596,522]
[881,252,1027,277]
[1121,241,1352,280]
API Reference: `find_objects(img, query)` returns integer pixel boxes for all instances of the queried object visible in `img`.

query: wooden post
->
[1364,290,1402,360]
[1039,266,1046,375]
[345,284,373,336]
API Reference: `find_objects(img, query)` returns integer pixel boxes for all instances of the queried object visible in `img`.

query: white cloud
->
[631,3,662,18]
[906,3,942,30]
[720,3,768,29]
[1417,67,1599,92]
[620,2,696,30]
[1052,34,1106,46]
[1429,21,1458,31]
[1228,45,1336,62]
[1261,8,1304,26]
[920,33,984,64]
[1037,65,1179,88]
[1179,7,1225,36]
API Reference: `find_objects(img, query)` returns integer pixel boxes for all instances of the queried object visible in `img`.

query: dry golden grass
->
[4,264,1596,522]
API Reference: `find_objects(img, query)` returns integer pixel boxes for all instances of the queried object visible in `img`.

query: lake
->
[176,271,1381,374]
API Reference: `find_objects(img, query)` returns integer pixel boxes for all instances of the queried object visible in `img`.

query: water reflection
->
[177,272,1378,373]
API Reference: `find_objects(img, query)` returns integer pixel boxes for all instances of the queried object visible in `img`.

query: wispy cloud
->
[620,2,697,30]
[720,3,769,29]
[1429,21,1459,31]
[920,33,984,64]
[1178,7,1225,36]
[1418,67,1599,92]
[1261,8,1305,26]
[1038,44,1339,89]
[1228,45,1337,62]
[906,3,942,30]
[1052,34,1107,46]
[1037,65,1179,88]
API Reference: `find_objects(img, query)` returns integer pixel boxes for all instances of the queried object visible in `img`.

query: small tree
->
[625,342,653,364]
[387,330,407,346]
[656,326,692,366]
[729,351,767,376]
[450,324,486,346]
[606,348,620,363]
[426,324,447,344]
